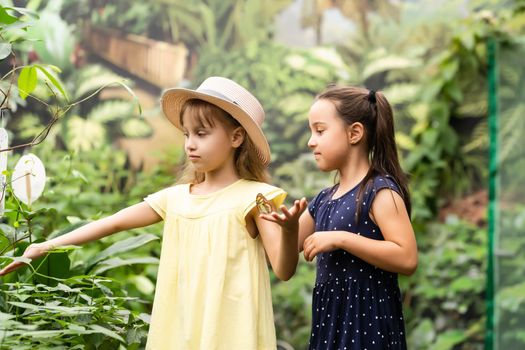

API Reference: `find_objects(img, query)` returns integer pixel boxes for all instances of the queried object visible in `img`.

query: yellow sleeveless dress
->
[144,179,286,350]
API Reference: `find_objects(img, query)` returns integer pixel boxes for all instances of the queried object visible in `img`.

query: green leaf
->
[0,6,18,24]
[0,311,16,321]
[7,301,41,311]
[130,274,155,294]
[499,282,525,312]
[120,118,153,138]
[66,116,106,152]
[433,330,466,350]
[1,255,32,265]
[113,80,143,115]
[34,64,69,101]
[362,56,421,80]
[409,318,435,348]
[32,251,71,286]
[88,324,125,342]
[0,42,12,60]
[74,65,125,99]
[92,256,159,275]
[17,66,38,100]
[0,234,10,253]
[88,233,159,268]
[88,100,134,123]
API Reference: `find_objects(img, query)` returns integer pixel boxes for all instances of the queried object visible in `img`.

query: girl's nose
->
[307,135,316,148]
[185,136,196,151]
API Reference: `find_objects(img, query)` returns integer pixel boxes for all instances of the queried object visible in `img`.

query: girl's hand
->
[259,197,308,232]
[303,231,343,261]
[0,242,52,276]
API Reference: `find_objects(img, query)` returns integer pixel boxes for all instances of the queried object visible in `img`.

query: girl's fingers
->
[0,262,22,276]
[280,205,293,219]
[304,241,313,261]
[289,201,301,216]
[307,246,318,262]
[259,214,280,224]
[272,211,286,221]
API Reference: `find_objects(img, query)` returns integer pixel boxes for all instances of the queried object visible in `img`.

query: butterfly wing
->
[256,193,273,214]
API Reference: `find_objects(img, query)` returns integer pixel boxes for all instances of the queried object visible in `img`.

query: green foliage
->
[151,0,293,52]
[403,219,487,349]
[2,1,525,349]
[0,141,179,347]
[0,277,148,348]
[495,205,525,348]
[272,258,315,348]
[83,0,169,40]
[26,8,76,73]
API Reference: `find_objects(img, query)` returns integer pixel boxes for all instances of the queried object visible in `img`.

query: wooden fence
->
[83,23,188,88]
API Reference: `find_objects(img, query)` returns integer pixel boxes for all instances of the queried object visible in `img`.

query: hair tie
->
[368,89,377,104]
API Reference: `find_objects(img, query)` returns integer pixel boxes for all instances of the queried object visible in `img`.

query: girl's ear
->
[231,127,245,148]
[347,122,365,145]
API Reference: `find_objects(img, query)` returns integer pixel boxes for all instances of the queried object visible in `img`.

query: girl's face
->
[181,111,239,174]
[307,99,351,171]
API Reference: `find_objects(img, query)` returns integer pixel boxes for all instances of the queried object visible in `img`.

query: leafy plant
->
[402,218,487,349]
[152,0,293,52]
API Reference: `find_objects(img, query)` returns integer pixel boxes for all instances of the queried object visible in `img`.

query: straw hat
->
[161,77,270,165]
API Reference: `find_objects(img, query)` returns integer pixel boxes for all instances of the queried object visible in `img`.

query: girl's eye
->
[316,129,324,135]
[197,131,207,136]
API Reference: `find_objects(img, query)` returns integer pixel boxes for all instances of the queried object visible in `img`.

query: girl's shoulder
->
[238,180,287,218]
[234,179,283,195]
[236,179,286,201]
[368,174,401,194]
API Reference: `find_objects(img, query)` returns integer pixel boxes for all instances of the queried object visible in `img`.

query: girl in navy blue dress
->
[298,86,417,349]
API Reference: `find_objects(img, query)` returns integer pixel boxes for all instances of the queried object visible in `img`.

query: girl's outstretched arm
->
[256,198,307,281]
[0,202,162,276]
[303,189,418,276]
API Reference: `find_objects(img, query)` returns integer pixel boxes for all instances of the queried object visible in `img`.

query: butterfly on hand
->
[256,193,273,215]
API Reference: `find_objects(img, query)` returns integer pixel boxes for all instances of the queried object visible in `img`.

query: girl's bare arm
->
[255,198,307,281]
[297,210,315,252]
[303,189,418,275]
[0,202,162,276]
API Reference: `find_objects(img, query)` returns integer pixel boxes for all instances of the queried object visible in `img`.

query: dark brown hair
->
[317,86,411,217]
[177,99,269,184]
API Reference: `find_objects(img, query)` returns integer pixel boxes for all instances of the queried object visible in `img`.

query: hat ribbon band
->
[197,89,240,106]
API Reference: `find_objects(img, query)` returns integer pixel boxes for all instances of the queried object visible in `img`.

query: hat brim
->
[161,88,270,165]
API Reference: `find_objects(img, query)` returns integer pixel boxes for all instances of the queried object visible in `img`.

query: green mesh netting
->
[487,37,525,349]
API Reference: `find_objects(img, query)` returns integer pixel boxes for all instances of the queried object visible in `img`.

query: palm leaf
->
[362,55,422,80]
[65,116,106,152]
[120,118,153,138]
[74,65,126,99]
[87,100,135,123]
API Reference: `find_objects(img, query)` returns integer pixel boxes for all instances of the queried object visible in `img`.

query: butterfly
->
[256,193,273,215]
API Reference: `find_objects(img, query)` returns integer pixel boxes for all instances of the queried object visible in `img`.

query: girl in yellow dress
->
[0,77,307,350]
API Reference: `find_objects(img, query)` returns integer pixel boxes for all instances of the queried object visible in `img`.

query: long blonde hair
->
[176,99,269,184]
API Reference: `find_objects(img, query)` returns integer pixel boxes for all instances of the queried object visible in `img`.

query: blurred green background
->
[0,0,524,349]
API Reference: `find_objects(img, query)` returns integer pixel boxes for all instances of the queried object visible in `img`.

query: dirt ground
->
[439,190,488,227]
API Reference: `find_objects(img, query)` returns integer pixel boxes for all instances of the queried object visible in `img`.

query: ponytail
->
[316,86,411,219]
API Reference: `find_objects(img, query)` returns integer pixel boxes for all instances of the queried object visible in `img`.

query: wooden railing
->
[83,23,188,89]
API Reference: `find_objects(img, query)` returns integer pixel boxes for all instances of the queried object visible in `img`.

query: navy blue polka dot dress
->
[307,175,407,350]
